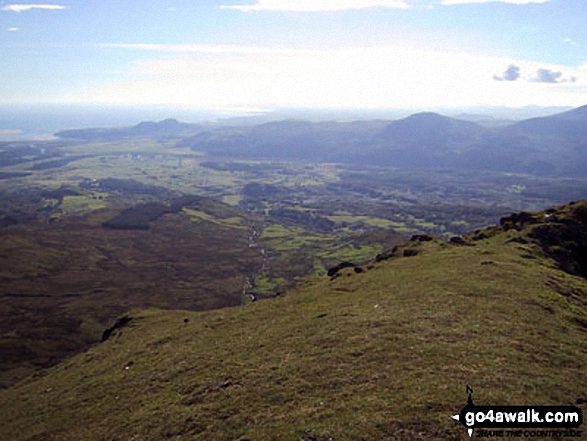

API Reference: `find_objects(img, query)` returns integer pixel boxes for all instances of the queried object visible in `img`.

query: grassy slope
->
[1,205,586,440]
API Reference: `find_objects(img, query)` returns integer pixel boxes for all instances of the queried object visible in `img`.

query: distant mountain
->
[179,106,587,176]
[56,105,587,177]
[181,119,391,162]
[362,112,487,167]
[379,112,485,144]
[338,106,585,176]
[509,104,587,141]
[483,105,587,176]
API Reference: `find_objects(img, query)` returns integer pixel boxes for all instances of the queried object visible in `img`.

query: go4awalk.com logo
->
[451,386,584,438]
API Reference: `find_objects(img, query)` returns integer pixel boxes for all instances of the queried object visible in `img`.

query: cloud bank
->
[220,0,410,12]
[1,4,67,12]
[75,44,586,109]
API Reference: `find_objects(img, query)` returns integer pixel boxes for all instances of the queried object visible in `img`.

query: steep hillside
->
[1,202,586,440]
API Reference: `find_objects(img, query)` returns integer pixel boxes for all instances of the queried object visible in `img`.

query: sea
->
[0,103,251,140]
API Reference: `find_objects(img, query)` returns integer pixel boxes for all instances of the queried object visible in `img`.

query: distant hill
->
[56,118,208,141]
[363,112,488,168]
[1,200,586,440]
[55,105,587,177]
[508,105,587,141]
[379,112,485,145]
[181,105,587,177]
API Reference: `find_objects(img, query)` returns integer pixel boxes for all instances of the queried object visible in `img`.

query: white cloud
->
[220,0,410,12]
[493,64,521,82]
[441,0,548,5]
[541,71,577,84]
[493,64,577,84]
[7,27,21,31]
[1,4,67,12]
[71,44,586,109]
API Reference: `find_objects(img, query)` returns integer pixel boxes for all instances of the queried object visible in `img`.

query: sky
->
[1,0,586,111]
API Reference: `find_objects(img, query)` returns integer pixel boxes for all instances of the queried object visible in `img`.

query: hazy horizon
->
[0,102,581,140]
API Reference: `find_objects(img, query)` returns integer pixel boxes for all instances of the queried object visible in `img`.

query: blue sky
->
[1,0,586,110]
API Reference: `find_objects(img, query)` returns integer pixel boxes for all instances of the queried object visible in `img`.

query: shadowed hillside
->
[509,105,587,141]
[1,201,586,440]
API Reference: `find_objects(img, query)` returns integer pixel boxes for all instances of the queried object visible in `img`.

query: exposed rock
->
[375,246,398,262]
[449,236,467,245]
[410,234,434,242]
[101,316,132,342]
[327,261,356,278]
[505,236,529,244]
[500,211,540,231]
[529,207,587,277]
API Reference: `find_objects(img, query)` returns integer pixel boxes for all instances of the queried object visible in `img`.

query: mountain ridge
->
[192,105,585,176]
[54,105,587,177]
[508,105,587,142]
